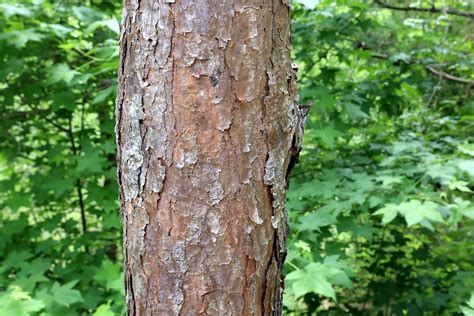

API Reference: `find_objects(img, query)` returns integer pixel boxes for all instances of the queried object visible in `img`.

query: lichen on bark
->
[116,0,308,314]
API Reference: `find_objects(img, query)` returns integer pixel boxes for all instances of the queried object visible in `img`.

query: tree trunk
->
[116,0,306,314]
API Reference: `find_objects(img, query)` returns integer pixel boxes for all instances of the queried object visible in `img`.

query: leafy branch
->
[371,52,474,87]
[374,0,474,18]
[425,66,474,85]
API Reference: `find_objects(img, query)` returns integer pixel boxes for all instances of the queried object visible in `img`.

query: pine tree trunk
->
[116,0,305,314]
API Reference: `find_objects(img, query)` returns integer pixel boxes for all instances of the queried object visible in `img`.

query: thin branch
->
[374,0,474,18]
[67,116,87,236]
[425,66,474,85]
[76,179,87,234]
[371,52,474,87]
[426,69,443,107]
[0,109,48,120]
[24,103,69,133]
[67,116,77,154]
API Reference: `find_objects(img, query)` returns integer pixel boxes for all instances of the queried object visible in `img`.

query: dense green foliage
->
[0,1,123,315]
[0,0,472,315]
[285,0,474,314]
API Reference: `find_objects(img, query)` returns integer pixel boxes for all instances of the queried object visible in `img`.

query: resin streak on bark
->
[116,0,302,314]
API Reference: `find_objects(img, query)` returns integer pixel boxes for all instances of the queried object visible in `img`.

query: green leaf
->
[398,200,444,226]
[373,203,398,225]
[51,92,78,111]
[460,293,474,316]
[0,286,45,315]
[458,201,474,219]
[288,270,336,300]
[0,3,32,18]
[12,274,48,293]
[315,125,343,148]
[297,207,338,231]
[86,19,120,35]
[286,260,351,300]
[72,6,104,23]
[458,160,474,177]
[0,29,44,48]
[314,86,335,111]
[7,191,31,212]
[399,200,425,226]
[375,200,444,227]
[75,150,107,174]
[92,85,117,104]
[338,218,376,241]
[449,180,472,193]
[93,304,115,316]
[40,23,72,37]
[94,260,123,291]
[390,52,410,63]
[458,143,474,156]
[298,178,339,199]
[343,102,369,119]
[18,258,51,277]
[50,281,84,307]
[1,250,33,273]
[42,177,75,198]
[294,240,311,253]
[46,64,78,85]
[375,175,403,188]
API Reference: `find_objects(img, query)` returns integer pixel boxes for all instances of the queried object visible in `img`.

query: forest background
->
[0,0,473,315]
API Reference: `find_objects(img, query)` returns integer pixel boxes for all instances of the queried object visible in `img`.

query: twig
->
[374,0,474,19]
[425,66,474,85]
[0,109,48,120]
[67,116,87,236]
[76,179,87,234]
[371,53,474,87]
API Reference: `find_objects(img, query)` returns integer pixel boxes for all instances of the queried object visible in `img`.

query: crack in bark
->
[127,269,137,316]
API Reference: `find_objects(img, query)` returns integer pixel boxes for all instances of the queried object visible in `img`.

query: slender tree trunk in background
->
[116,0,307,314]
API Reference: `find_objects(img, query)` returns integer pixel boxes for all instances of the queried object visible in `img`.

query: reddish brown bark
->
[116,0,306,314]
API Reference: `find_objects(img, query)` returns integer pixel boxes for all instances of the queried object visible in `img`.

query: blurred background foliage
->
[0,0,472,315]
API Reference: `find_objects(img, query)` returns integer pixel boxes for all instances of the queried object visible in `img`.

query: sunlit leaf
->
[50,281,84,307]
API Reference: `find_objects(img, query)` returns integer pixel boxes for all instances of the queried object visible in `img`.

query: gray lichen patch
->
[161,240,187,313]
[207,212,221,240]
[207,167,224,205]
[146,159,167,194]
[175,134,199,169]
[250,207,264,225]
[121,94,145,202]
